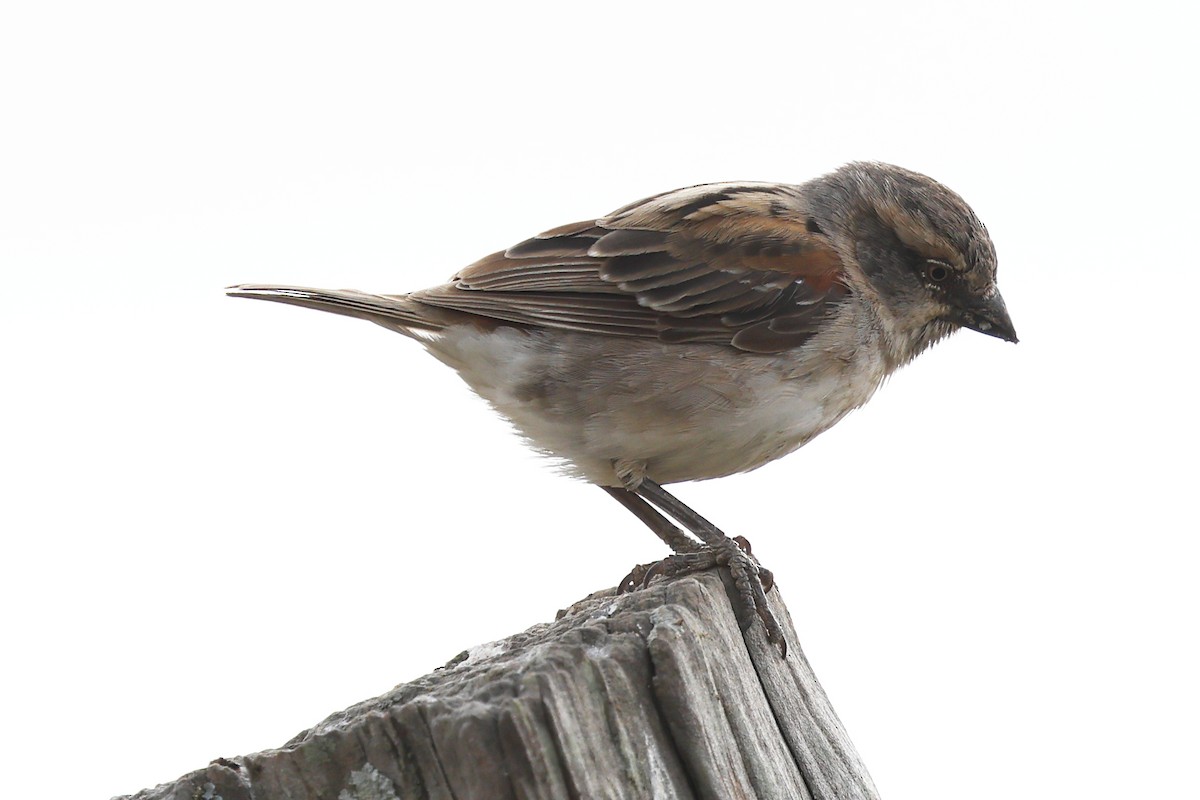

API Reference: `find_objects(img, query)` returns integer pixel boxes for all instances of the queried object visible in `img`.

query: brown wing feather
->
[412,183,848,353]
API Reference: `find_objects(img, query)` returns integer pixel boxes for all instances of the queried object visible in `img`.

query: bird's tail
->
[226,284,447,338]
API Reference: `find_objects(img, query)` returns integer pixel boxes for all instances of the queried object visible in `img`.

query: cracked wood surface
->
[118,572,880,800]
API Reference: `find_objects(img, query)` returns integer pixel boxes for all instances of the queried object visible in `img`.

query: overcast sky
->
[2,2,1196,798]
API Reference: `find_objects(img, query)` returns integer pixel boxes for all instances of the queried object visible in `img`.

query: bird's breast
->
[631,348,887,483]
[426,324,887,486]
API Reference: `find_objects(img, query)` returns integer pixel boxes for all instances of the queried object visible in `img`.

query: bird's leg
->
[604,482,770,592]
[602,486,703,554]
[603,487,704,593]
[608,478,787,657]
[634,479,774,590]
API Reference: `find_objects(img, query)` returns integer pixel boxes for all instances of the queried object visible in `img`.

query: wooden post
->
[120,572,880,800]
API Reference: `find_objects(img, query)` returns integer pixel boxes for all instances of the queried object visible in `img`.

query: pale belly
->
[426,325,887,486]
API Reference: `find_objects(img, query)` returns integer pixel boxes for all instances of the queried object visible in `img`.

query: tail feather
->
[226,284,446,336]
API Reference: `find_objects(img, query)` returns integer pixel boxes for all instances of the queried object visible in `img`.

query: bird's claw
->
[618,537,787,657]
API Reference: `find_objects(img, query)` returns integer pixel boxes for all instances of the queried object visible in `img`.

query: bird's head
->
[807,162,1016,366]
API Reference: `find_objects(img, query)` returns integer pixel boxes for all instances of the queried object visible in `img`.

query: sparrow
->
[228,161,1016,656]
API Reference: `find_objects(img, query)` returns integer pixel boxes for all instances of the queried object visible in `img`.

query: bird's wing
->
[411,182,848,353]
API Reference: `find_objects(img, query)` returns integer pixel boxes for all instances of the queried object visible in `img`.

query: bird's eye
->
[925,260,950,282]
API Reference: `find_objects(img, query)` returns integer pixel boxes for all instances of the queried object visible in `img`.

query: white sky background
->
[1,2,1196,798]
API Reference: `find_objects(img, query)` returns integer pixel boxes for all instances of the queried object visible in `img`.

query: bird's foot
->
[618,535,786,657]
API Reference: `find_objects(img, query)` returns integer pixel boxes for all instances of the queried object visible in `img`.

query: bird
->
[228,161,1016,656]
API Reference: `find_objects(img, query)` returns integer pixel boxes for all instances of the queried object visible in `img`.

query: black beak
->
[951,289,1018,343]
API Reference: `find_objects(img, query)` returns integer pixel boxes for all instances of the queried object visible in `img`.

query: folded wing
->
[411,182,848,353]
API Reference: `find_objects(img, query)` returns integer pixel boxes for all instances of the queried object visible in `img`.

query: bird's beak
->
[950,288,1018,343]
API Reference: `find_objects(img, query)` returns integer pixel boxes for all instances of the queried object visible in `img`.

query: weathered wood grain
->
[118,572,880,800]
